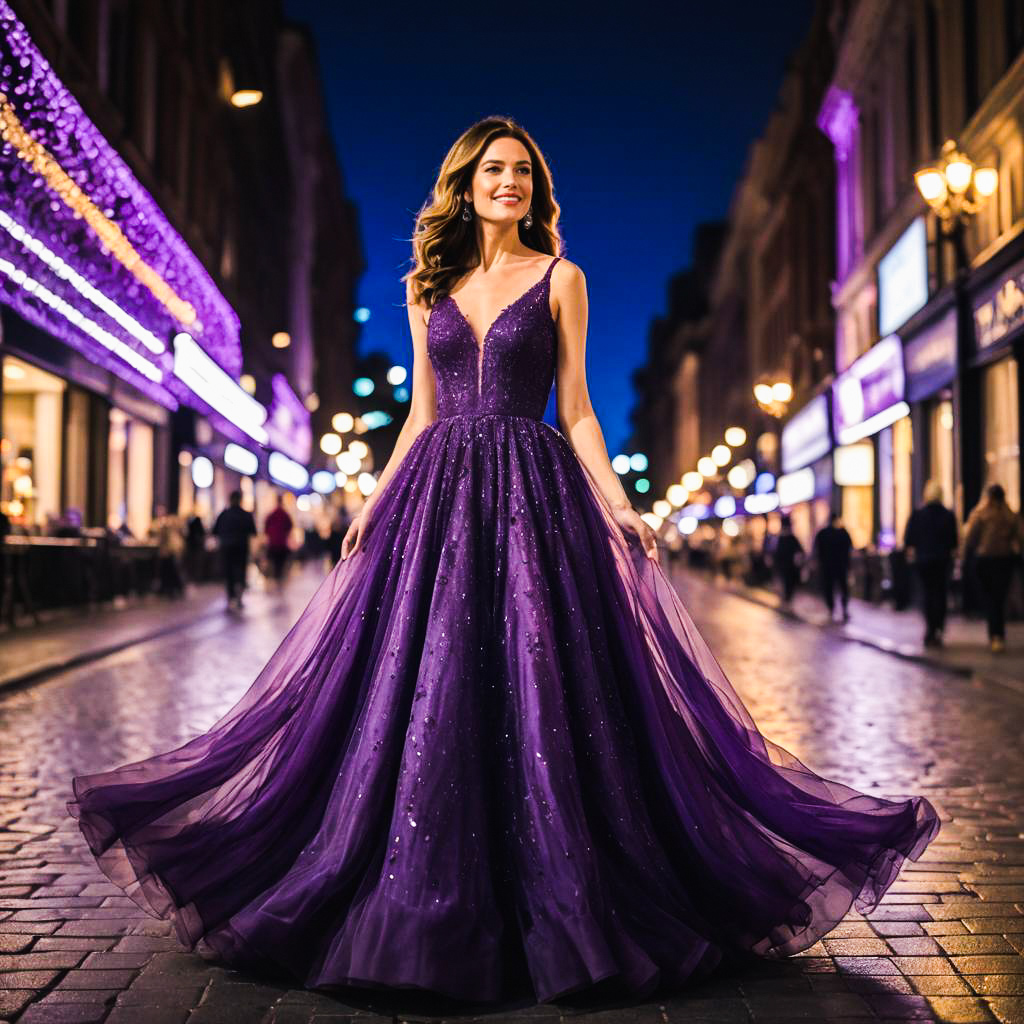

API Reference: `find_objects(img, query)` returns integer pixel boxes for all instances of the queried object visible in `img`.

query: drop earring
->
[462,201,473,222]
[522,207,533,230]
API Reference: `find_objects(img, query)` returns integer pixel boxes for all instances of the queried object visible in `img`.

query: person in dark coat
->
[814,513,853,622]
[185,511,207,583]
[904,480,959,647]
[213,490,257,608]
[770,514,804,605]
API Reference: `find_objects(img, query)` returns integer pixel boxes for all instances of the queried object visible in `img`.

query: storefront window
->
[1,356,65,529]
[929,398,955,514]
[842,486,874,549]
[835,441,875,549]
[893,415,913,545]
[106,407,153,539]
[982,355,1020,509]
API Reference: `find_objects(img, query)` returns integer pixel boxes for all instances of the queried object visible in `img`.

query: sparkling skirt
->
[68,413,940,1005]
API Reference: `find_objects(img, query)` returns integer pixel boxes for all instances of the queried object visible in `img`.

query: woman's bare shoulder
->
[551,257,585,297]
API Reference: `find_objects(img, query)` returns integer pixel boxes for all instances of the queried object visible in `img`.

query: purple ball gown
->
[68,254,940,1006]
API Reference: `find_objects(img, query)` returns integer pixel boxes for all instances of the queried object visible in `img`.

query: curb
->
[0,603,226,695]
[689,572,1024,699]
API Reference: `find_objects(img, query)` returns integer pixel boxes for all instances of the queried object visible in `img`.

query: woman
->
[964,482,1024,653]
[69,117,939,1007]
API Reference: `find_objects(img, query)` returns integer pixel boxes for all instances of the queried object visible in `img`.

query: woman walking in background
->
[964,483,1024,653]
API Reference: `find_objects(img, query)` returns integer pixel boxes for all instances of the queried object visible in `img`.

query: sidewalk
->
[0,584,232,692]
[0,566,327,693]
[676,564,1024,695]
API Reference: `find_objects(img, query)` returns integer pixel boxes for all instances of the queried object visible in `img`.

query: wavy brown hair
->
[403,116,564,310]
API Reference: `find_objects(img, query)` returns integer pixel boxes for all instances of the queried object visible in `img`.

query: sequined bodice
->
[427,256,560,420]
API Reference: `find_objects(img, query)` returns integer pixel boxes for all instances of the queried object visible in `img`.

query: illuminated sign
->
[974,259,1024,352]
[878,217,928,336]
[777,467,815,507]
[223,443,259,476]
[905,309,957,401]
[834,443,875,487]
[173,333,268,444]
[266,373,312,465]
[832,335,907,445]
[781,394,831,474]
[268,451,309,491]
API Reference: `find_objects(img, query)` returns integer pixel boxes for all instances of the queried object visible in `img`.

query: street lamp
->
[914,140,997,228]
[753,377,793,418]
[913,138,998,515]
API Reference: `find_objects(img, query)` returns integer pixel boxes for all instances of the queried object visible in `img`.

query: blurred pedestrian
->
[964,483,1024,653]
[769,514,804,606]
[264,493,293,586]
[904,480,959,647]
[814,513,853,622]
[149,505,185,598]
[213,490,257,609]
[185,510,207,583]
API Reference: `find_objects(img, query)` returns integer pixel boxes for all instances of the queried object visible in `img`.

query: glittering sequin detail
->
[69,247,941,1006]
[427,256,560,420]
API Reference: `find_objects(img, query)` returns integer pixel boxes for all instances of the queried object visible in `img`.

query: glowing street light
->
[320,433,342,456]
[914,139,998,223]
[724,426,747,447]
[711,444,731,467]
[666,484,688,507]
[230,89,263,108]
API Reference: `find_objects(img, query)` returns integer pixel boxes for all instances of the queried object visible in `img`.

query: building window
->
[981,355,1020,509]
[106,408,153,539]
[929,397,956,519]
[1,356,65,529]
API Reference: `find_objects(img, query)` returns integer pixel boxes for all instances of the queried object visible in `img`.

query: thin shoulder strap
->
[544,255,561,280]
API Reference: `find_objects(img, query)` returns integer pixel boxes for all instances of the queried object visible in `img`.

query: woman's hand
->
[341,507,371,560]
[611,505,659,563]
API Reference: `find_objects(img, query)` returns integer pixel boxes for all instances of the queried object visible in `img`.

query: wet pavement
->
[0,566,1022,1023]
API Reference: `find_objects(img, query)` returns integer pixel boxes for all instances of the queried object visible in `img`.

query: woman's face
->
[464,135,533,225]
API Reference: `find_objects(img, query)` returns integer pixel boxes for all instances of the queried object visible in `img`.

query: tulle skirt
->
[69,413,940,1004]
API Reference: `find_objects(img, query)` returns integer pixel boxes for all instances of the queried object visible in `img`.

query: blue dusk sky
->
[283,1,817,454]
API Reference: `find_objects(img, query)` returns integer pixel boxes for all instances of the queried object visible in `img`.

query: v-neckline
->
[446,257,558,353]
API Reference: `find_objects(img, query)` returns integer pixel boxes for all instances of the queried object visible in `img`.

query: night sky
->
[283,1,816,454]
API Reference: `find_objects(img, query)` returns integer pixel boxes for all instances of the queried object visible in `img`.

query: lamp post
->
[914,139,997,516]
[753,377,793,476]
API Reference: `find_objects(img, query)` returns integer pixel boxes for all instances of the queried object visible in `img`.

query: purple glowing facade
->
[0,1,242,410]
[818,85,860,287]
[266,373,313,464]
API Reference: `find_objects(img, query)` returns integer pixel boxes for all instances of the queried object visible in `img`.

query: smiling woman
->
[70,113,940,1011]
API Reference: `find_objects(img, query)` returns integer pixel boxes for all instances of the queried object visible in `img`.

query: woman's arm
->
[359,280,438,521]
[553,260,659,560]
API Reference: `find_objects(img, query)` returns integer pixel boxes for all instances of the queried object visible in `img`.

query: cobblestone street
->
[1,567,1022,1024]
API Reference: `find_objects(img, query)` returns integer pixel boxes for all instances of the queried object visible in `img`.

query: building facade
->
[0,0,362,558]
[818,0,1024,555]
